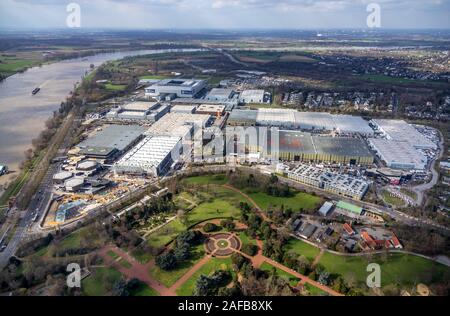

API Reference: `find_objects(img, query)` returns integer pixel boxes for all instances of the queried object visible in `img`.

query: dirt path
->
[311,249,325,269]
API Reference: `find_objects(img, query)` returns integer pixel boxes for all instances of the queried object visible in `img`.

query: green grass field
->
[82,267,122,296]
[238,231,257,248]
[318,252,449,288]
[139,75,169,80]
[175,257,233,296]
[248,191,322,212]
[188,200,241,226]
[182,174,228,186]
[130,283,159,296]
[284,238,321,261]
[104,83,127,91]
[400,188,418,200]
[382,190,405,207]
[303,283,328,296]
[131,247,154,264]
[260,262,300,287]
[107,250,119,260]
[146,219,186,248]
[0,59,40,76]
[148,244,205,288]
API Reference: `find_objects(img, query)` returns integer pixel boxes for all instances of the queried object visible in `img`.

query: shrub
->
[203,223,220,233]
[241,244,258,256]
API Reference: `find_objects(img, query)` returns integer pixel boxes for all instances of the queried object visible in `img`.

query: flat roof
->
[228,109,258,122]
[151,78,205,87]
[369,139,427,168]
[196,104,226,113]
[121,101,159,112]
[336,201,363,215]
[116,135,181,171]
[207,88,234,98]
[78,124,145,152]
[276,131,373,157]
[373,119,436,149]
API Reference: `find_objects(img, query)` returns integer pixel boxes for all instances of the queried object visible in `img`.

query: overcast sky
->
[1,0,450,29]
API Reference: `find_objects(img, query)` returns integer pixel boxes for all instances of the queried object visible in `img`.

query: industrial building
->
[145,112,211,139]
[372,119,436,149]
[335,201,363,217]
[171,104,197,114]
[239,90,271,104]
[227,109,374,135]
[196,104,226,116]
[368,139,427,170]
[106,101,169,122]
[287,164,370,200]
[205,88,236,102]
[318,201,334,216]
[53,171,73,184]
[227,127,374,166]
[144,79,207,98]
[114,135,182,176]
[77,124,146,160]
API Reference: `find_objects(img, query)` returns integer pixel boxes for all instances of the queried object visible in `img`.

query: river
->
[0,48,200,185]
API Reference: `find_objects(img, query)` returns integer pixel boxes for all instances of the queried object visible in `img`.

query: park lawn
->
[120,259,132,269]
[248,191,322,213]
[131,247,154,264]
[104,83,126,91]
[130,283,159,296]
[149,244,205,288]
[188,200,241,226]
[82,267,122,296]
[303,283,328,296]
[146,219,186,248]
[182,174,228,186]
[107,250,120,260]
[260,262,300,287]
[318,252,450,288]
[284,238,320,261]
[176,257,233,296]
[238,231,257,247]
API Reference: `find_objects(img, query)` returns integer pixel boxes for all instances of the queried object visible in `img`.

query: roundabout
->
[205,232,241,257]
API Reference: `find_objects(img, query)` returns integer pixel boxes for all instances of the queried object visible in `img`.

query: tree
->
[220,219,236,231]
[173,243,190,261]
[112,279,129,296]
[155,252,177,271]
[241,244,258,257]
[203,222,220,233]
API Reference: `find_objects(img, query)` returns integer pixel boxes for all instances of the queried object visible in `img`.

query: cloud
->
[2,0,450,28]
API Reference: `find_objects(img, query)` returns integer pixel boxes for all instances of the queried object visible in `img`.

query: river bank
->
[0,48,201,188]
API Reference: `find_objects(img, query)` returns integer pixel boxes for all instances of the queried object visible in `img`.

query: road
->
[0,162,58,268]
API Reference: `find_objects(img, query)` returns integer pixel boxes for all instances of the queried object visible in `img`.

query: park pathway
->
[98,245,174,296]
[222,184,270,221]
[167,254,212,294]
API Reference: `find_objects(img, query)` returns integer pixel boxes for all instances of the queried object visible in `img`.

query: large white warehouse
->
[114,136,182,176]
[369,138,427,170]
[144,79,206,98]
